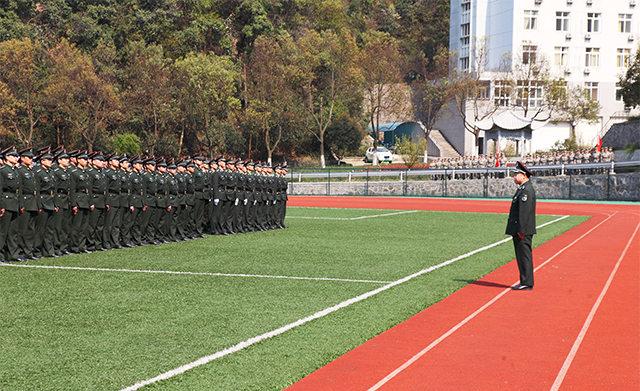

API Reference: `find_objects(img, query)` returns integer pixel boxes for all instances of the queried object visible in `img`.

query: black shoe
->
[511,285,533,291]
[152,241,162,245]
[126,243,136,248]
[50,254,60,258]
[17,258,28,262]
[140,242,150,246]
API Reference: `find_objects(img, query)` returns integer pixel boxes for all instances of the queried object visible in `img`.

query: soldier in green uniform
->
[34,151,58,258]
[235,160,248,233]
[130,156,146,246]
[209,158,222,235]
[191,155,207,238]
[506,161,537,291]
[244,161,257,232]
[16,148,41,260]
[87,153,108,251]
[0,147,22,262]
[104,153,122,249]
[140,158,159,245]
[185,160,196,238]
[52,150,72,255]
[175,159,189,241]
[224,159,238,234]
[118,155,136,248]
[155,158,170,243]
[165,160,180,241]
[69,152,93,253]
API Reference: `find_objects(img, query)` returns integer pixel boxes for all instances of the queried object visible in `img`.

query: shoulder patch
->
[521,194,528,202]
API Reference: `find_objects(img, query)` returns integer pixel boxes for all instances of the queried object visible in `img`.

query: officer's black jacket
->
[505,180,536,236]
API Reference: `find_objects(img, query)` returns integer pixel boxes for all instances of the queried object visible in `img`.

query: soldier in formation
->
[0,146,289,262]
[429,148,614,179]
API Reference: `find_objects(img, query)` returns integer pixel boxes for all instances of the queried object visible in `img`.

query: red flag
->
[597,132,603,152]
[495,141,501,167]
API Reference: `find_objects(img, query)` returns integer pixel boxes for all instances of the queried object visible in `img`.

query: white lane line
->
[0,264,391,284]
[550,218,639,391]
[287,210,419,220]
[366,213,613,391]
[120,214,571,391]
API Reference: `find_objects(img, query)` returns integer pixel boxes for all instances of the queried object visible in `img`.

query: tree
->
[122,41,175,155]
[360,31,408,165]
[175,52,241,158]
[325,114,364,164]
[245,34,297,165]
[619,47,640,108]
[551,85,601,141]
[410,48,452,162]
[394,135,425,169]
[449,37,502,156]
[0,38,46,148]
[292,29,361,168]
[42,39,120,152]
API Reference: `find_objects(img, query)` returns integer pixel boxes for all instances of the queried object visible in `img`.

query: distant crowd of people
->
[0,145,288,263]
[428,147,614,179]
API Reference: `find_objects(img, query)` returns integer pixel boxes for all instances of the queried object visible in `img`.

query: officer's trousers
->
[1,209,20,261]
[513,234,534,287]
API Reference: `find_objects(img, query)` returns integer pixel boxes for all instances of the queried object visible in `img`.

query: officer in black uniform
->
[140,157,159,245]
[118,154,136,248]
[165,160,180,241]
[129,156,146,246]
[506,161,537,290]
[0,146,22,262]
[87,152,108,251]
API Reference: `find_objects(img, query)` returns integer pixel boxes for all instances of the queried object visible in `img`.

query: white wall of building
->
[445,0,638,155]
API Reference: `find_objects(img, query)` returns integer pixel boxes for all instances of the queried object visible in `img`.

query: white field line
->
[286,210,419,220]
[120,214,570,391]
[550,217,639,391]
[366,213,615,391]
[0,264,391,284]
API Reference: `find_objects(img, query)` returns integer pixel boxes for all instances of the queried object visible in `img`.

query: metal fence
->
[286,161,640,201]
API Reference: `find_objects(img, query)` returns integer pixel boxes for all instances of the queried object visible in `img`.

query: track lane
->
[284,197,639,391]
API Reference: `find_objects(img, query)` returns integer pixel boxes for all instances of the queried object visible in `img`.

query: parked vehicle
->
[365,146,392,163]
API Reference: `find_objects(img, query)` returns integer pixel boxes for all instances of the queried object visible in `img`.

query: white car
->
[365,146,392,163]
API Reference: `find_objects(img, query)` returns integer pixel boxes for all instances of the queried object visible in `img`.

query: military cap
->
[55,149,70,160]
[217,156,226,163]
[157,158,167,167]
[236,160,244,166]
[108,152,120,161]
[36,146,51,155]
[186,159,195,168]
[192,154,204,161]
[77,151,89,160]
[176,158,186,167]
[68,150,80,158]
[1,146,19,157]
[227,158,236,165]
[167,158,177,169]
[92,152,105,161]
[143,157,156,165]
[513,161,533,178]
[52,145,64,155]
[119,153,128,162]
[245,160,255,167]
[38,151,53,161]
[19,147,34,158]
[131,154,143,164]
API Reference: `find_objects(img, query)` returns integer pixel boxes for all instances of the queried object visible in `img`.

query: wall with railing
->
[287,161,640,202]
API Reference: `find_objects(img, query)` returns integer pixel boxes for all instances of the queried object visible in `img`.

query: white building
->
[439,0,638,156]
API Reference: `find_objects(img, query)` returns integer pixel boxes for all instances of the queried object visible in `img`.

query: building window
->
[460,57,470,70]
[494,81,511,107]
[516,80,544,108]
[556,12,570,31]
[617,48,631,67]
[555,47,569,66]
[460,36,470,71]
[585,48,600,67]
[585,82,599,100]
[587,13,601,33]
[522,44,537,64]
[478,80,490,100]
[461,23,470,37]
[616,82,623,101]
[524,10,538,30]
[619,14,632,33]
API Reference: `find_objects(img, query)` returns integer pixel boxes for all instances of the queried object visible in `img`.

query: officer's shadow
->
[453,279,512,289]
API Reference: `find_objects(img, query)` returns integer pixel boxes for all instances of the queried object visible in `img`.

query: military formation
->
[0,146,289,263]
[429,147,614,178]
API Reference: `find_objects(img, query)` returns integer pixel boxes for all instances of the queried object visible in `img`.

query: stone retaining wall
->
[288,172,640,201]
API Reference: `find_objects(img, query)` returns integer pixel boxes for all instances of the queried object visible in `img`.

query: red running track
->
[285,196,640,391]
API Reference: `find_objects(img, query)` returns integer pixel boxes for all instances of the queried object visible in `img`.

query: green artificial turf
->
[0,208,589,390]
